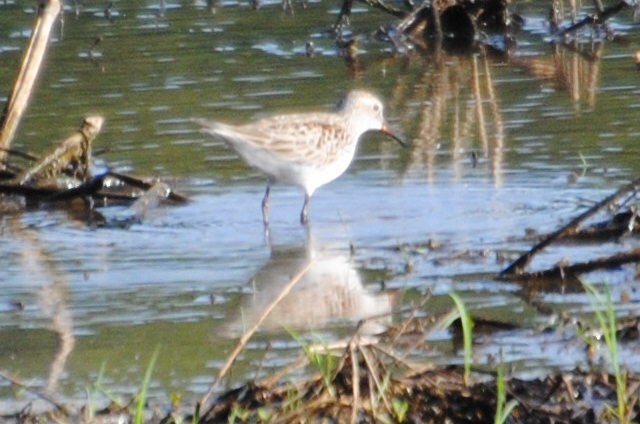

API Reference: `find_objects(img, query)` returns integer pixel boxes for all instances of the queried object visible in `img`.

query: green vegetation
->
[392,397,409,422]
[290,330,338,396]
[449,292,474,385]
[228,404,251,423]
[494,364,518,424]
[134,346,160,424]
[583,282,630,423]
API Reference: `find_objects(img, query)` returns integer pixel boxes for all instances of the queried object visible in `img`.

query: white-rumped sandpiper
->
[194,90,403,225]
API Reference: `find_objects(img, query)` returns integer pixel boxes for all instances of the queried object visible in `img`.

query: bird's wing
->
[196,114,347,166]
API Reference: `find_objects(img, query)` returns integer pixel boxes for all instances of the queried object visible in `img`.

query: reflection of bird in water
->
[221,238,393,337]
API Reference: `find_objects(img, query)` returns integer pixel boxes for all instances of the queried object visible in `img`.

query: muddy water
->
[2,0,640,411]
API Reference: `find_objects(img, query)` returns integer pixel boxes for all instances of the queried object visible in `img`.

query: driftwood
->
[0,171,186,206]
[500,176,640,277]
[0,0,187,215]
[497,176,640,288]
[18,116,103,186]
[0,116,187,209]
[0,0,62,166]
[0,116,104,205]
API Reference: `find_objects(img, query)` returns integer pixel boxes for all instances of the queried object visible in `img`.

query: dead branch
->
[499,248,640,283]
[500,176,640,276]
[0,114,187,207]
[0,0,62,166]
[0,172,187,207]
[18,116,103,185]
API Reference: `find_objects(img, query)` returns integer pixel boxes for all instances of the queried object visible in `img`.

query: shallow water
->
[2,0,640,411]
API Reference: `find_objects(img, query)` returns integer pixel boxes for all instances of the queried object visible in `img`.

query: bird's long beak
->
[381,122,406,147]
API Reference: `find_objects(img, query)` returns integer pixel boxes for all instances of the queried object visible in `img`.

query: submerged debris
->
[0,116,187,215]
[0,0,187,221]
[500,176,640,283]
[336,0,630,60]
[17,116,102,187]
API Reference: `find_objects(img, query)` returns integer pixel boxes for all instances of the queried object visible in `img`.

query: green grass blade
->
[134,346,161,424]
[449,292,473,385]
[582,281,628,423]
[494,364,517,424]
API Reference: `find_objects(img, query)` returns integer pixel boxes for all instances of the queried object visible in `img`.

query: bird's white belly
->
[239,145,354,195]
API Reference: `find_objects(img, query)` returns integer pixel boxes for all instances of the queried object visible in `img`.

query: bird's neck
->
[343,113,371,143]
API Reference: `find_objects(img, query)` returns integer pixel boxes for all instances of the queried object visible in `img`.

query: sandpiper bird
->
[194,90,404,225]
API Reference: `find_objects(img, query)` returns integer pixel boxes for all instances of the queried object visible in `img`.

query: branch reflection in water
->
[221,229,394,338]
[387,50,505,186]
[385,41,602,187]
[510,41,603,113]
[9,215,74,396]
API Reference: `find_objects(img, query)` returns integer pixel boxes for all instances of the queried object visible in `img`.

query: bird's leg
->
[263,224,272,250]
[300,193,310,225]
[261,182,271,227]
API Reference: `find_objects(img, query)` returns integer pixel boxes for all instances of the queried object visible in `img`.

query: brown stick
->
[199,258,317,409]
[0,0,62,166]
[500,176,640,276]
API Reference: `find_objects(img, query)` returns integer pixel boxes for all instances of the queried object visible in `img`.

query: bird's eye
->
[373,104,381,112]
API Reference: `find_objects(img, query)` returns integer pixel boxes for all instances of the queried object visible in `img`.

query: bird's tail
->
[191,117,223,136]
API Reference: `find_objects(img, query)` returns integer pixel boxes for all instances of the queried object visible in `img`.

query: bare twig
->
[335,0,405,27]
